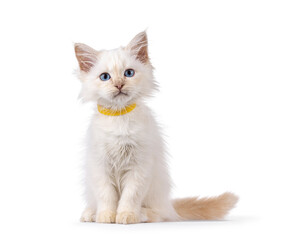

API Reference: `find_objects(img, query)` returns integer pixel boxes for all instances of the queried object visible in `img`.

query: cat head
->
[74,31,157,108]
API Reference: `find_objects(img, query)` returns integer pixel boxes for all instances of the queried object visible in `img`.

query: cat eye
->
[99,73,111,81]
[124,69,135,78]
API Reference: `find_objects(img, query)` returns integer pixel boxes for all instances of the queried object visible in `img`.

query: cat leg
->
[80,181,97,222]
[94,174,119,223]
[80,208,96,222]
[116,168,150,224]
[141,161,180,222]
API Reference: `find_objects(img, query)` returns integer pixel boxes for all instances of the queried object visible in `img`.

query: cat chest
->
[104,135,137,164]
[92,114,146,169]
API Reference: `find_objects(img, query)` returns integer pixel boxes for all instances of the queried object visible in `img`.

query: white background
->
[0,0,299,239]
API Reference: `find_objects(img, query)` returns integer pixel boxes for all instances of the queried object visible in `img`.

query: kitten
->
[74,31,238,224]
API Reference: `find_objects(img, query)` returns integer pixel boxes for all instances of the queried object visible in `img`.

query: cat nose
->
[115,84,124,90]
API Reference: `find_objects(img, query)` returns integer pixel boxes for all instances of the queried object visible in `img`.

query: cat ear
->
[74,43,98,72]
[126,31,149,64]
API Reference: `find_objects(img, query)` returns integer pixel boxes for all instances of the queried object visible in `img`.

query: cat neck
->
[96,98,143,116]
[97,103,137,116]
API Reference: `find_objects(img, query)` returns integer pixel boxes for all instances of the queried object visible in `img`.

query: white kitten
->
[74,32,238,224]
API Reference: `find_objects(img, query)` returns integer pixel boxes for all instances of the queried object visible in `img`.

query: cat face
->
[74,32,157,108]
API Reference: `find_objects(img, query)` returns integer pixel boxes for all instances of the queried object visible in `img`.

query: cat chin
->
[97,94,136,108]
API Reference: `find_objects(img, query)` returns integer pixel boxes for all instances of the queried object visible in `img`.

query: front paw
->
[95,210,116,223]
[116,211,140,224]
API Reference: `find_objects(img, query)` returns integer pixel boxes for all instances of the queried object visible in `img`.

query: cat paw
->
[80,208,96,222]
[95,210,116,223]
[116,211,140,224]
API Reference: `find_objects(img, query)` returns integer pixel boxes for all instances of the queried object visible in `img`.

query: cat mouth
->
[114,91,128,97]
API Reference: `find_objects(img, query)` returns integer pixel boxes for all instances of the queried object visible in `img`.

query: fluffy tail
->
[172,192,238,220]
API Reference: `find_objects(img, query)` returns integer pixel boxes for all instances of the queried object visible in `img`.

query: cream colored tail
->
[173,192,238,220]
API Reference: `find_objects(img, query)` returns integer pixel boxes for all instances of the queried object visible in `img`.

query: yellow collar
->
[97,103,137,116]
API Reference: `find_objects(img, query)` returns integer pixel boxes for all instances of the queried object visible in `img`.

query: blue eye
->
[100,73,111,81]
[124,69,135,77]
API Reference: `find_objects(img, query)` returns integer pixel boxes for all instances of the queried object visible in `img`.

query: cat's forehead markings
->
[104,49,128,73]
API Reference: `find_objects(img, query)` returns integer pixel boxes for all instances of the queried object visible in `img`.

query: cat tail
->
[172,192,238,220]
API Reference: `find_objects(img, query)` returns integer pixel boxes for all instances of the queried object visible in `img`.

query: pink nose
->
[115,84,124,90]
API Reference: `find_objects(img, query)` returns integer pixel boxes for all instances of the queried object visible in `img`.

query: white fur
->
[76,32,179,223]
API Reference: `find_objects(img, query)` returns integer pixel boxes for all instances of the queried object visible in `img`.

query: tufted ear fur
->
[126,31,149,64]
[74,43,98,72]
